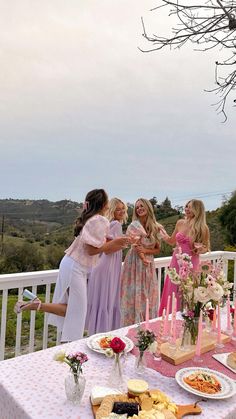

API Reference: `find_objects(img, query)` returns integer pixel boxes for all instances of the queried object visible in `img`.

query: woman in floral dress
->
[120,198,162,326]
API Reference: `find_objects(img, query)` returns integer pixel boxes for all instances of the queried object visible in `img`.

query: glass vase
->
[180,317,199,351]
[204,315,212,333]
[107,353,124,390]
[65,371,86,404]
[135,350,147,375]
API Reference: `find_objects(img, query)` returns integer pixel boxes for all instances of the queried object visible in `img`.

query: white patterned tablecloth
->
[0,324,236,419]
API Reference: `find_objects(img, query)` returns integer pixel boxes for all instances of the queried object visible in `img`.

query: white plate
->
[213,352,236,374]
[175,367,236,399]
[87,332,134,355]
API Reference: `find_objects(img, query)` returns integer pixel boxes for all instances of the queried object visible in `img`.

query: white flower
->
[105,348,114,358]
[208,283,224,301]
[167,268,181,285]
[53,350,66,362]
[194,287,210,304]
[205,274,216,285]
[223,281,233,290]
[148,341,158,354]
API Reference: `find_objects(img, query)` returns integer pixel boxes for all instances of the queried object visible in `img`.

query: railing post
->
[1,252,236,360]
[0,290,8,361]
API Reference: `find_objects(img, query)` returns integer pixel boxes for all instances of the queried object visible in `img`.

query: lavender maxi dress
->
[86,220,123,335]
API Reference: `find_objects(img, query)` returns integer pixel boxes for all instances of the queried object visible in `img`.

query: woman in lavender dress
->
[86,198,128,335]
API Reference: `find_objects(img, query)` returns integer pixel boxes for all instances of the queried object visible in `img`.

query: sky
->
[1,0,235,211]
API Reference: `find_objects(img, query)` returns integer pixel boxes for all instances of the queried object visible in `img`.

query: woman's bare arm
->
[159,219,183,246]
[86,236,129,256]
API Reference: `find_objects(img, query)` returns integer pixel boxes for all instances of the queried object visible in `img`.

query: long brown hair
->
[74,189,108,236]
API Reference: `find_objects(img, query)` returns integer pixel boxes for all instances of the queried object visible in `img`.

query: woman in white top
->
[14,189,129,342]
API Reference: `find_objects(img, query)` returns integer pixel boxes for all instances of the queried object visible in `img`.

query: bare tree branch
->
[141,0,236,120]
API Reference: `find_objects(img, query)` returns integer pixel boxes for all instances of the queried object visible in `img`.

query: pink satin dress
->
[159,232,199,315]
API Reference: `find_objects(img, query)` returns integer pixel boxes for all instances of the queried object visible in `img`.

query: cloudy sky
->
[1,0,235,210]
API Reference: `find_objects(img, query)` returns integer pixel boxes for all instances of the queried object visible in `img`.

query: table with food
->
[0,318,236,419]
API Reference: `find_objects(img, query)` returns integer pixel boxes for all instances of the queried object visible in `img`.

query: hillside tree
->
[219,190,236,245]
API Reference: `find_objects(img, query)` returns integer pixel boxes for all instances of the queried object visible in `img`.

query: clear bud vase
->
[180,317,199,351]
[135,350,147,375]
[107,353,124,390]
[65,370,86,404]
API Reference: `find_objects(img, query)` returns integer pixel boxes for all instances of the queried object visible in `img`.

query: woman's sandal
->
[14,298,42,314]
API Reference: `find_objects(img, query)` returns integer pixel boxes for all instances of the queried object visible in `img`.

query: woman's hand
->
[136,244,147,255]
[87,236,130,255]
[114,236,130,248]
[193,242,205,254]
[159,227,170,242]
[128,233,141,245]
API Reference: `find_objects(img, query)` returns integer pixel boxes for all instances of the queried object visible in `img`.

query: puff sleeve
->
[80,215,109,248]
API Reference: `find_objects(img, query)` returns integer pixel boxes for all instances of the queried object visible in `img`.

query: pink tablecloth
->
[127,320,236,380]
[0,321,236,418]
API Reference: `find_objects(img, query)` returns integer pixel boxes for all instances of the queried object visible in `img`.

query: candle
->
[234,299,236,336]
[171,296,176,335]
[171,292,175,314]
[163,296,170,335]
[172,298,177,344]
[212,309,216,331]
[162,308,166,322]
[217,303,221,344]
[195,310,203,357]
[227,295,231,330]
[145,298,149,329]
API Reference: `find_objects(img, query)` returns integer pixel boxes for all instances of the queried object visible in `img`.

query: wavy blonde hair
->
[186,199,210,250]
[106,198,128,223]
[133,198,162,244]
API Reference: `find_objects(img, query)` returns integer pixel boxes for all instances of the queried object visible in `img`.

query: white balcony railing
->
[0,251,236,361]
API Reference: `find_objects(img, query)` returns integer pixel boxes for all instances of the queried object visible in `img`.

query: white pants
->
[48,255,88,342]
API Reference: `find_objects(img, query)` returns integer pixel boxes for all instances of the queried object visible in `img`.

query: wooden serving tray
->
[161,331,230,365]
[91,394,202,418]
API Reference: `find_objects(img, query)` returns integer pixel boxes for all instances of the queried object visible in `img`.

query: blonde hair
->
[186,199,210,250]
[106,198,128,223]
[133,198,162,244]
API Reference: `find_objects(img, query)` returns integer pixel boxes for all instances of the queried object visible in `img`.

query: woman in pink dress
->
[14,189,129,342]
[159,199,210,315]
[86,198,128,335]
[120,198,163,326]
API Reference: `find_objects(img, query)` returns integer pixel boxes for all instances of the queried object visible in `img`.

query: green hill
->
[0,199,230,274]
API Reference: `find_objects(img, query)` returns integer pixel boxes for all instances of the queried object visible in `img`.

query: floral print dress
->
[120,236,158,327]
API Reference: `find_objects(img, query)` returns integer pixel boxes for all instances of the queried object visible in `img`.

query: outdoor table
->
[0,320,236,419]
